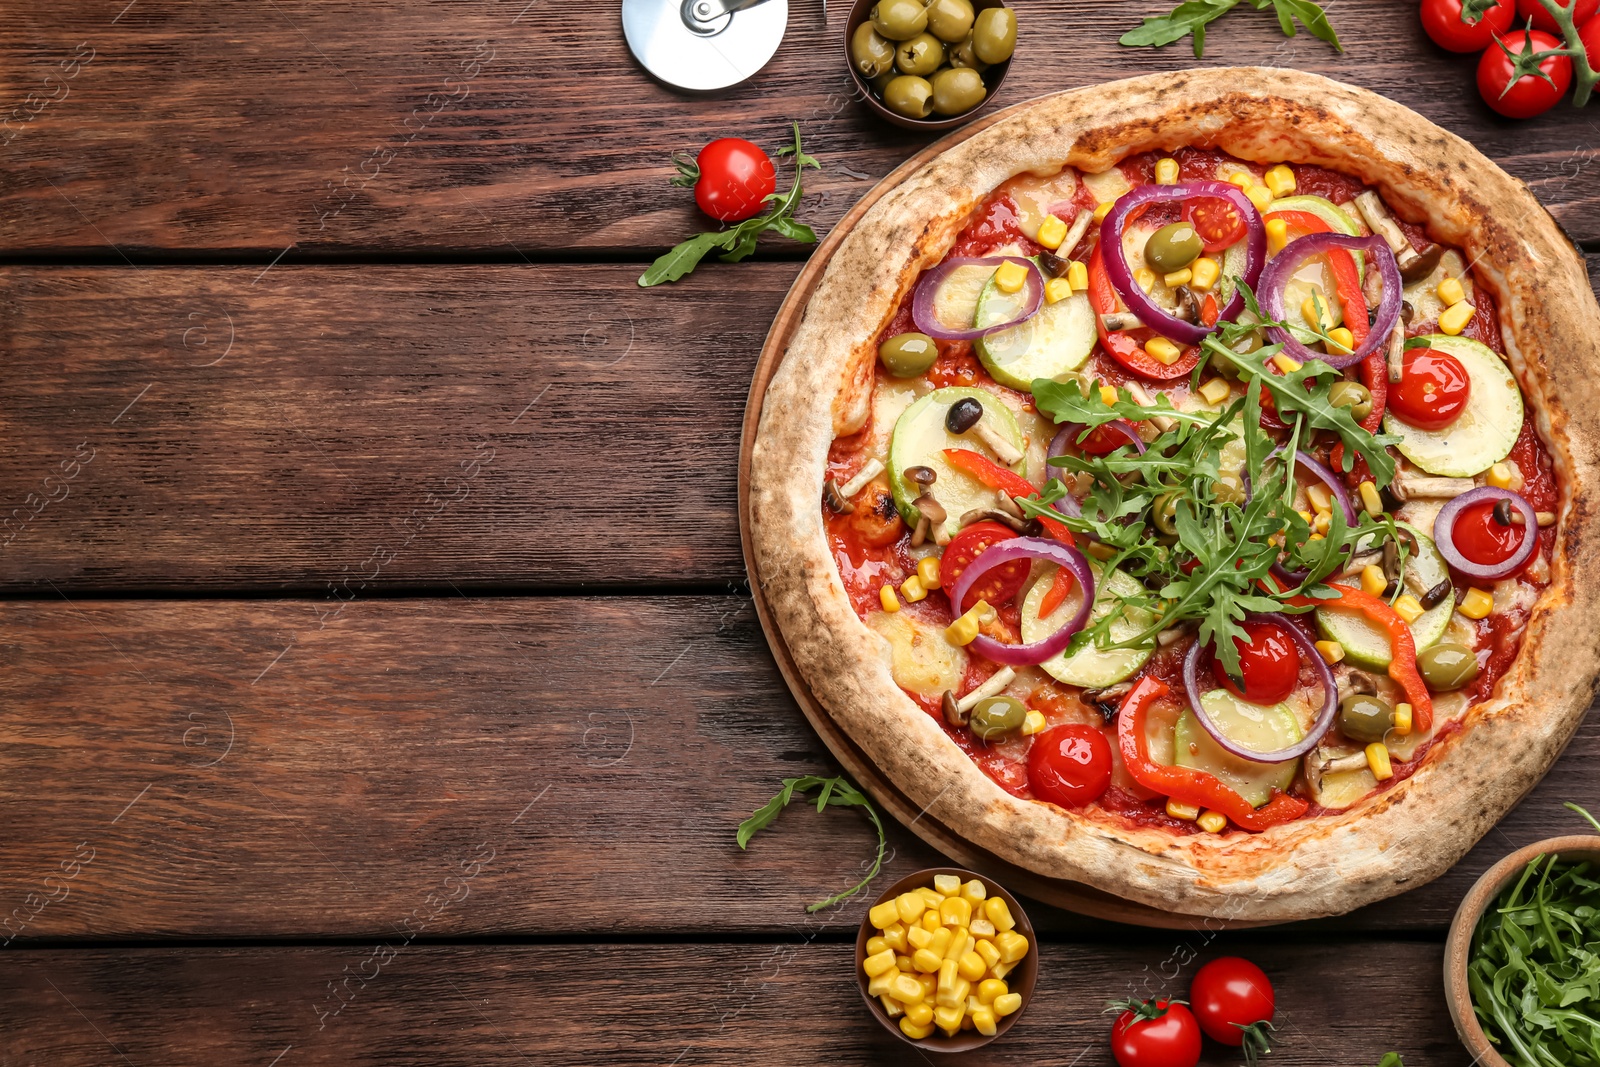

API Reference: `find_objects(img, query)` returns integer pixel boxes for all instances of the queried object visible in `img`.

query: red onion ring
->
[1182,614,1338,764]
[911,257,1044,341]
[1259,233,1401,370]
[1433,487,1538,581]
[949,537,1096,666]
[1241,446,1355,527]
[1098,181,1267,346]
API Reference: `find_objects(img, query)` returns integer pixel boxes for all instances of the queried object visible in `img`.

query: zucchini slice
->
[1315,524,1453,670]
[1019,563,1155,689]
[974,275,1097,390]
[1172,690,1302,808]
[1383,335,1522,478]
[887,387,1026,536]
[1266,195,1363,238]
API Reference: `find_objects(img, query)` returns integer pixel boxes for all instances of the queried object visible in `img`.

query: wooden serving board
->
[736,95,1267,931]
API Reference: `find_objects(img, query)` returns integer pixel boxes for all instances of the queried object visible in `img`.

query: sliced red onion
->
[911,256,1044,341]
[949,537,1095,666]
[1050,421,1147,456]
[1098,181,1267,346]
[1259,233,1401,370]
[1241,446,1356,527]
[1182,615,1338,764]
[1434,487,1538,581]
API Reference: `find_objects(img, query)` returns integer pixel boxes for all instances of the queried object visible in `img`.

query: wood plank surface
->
[0,939,1466,1066]
[0,594,1592,941]
[2,260,1597,593]
[0,0,1596,256]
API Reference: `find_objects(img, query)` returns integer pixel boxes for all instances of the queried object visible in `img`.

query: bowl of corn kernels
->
[855,867,1036,1051]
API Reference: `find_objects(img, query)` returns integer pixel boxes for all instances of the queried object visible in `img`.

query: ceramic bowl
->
[842,0,1013,132]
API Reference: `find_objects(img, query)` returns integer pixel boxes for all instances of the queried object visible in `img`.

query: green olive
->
[883,74,935,119]
[878,331,939,376]
[1328,380,1374,422]
[970,6,1017,64]
[895,32,944,75]
[970,695,1027,740]
[1144,222,1203,274]
[851,23,897,78]
[871,0,928,40]
[1417,642,1479,692]
[947,35,989,71]
[1151,492,1181,537]
[1338,693,1395,745]
[926,0,975,41]
[930,66,986,115]
[1213,473,1245,505]
[870,70,898,96]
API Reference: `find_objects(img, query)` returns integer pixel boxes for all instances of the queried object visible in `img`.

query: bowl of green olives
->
[845,0,1016,130]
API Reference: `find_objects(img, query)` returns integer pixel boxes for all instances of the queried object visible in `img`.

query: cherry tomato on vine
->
[1581,11,1600,64]
[1028,724,1112,807]
[1449,500,1529,568]
[672,138,776,222]
[1182,196,1248,252]
[1422,0,1517,52]
[1109,998,1202,1067]
[1190,957,1276,1061]
[1389,348,1472,431]
[1477,29,1573,118]
[1518,0,1598,34]
[942,520,1028,612]
[1216,620,1300,705]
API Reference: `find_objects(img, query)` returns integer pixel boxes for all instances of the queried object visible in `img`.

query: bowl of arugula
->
[1445,805,1600,1067]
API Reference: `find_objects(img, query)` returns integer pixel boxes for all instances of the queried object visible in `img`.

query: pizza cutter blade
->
[622,0,788,92]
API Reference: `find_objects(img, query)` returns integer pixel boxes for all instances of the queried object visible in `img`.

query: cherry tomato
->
[1088,245,1204,381]
[1182,196,1248,252]
[1028,724,1113,807]
[1110,999,1202,1067]
[1519,0,1598,33]
[1582,11,1600,64]
[1190,957,1276,1051]
[942,520,1028,613]
[1076,420,1142,455]
[680,138,776,223]
[1477,30,1572,118]
[1449,500,1530,568]
[1389,347,1472,431]
[1422,0,1517,52]
[1216,620,1300,705]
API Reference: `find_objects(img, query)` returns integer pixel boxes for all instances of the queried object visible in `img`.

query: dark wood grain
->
[0,0,1596,257]
[0,594,1591,941]
[0,939,1467,1066]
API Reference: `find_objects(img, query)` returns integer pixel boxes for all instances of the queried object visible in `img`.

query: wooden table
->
[0,2,1596,1062]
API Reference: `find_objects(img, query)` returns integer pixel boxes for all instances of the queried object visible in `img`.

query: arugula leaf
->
[1271,0,1344,50]
[1120,0,1341,55]
[737,775,888,913]
[638,231,737,287]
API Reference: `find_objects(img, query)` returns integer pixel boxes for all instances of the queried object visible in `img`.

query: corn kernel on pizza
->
[749,68,1600,921]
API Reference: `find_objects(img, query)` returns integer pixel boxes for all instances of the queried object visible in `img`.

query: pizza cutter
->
[622,0,788,92]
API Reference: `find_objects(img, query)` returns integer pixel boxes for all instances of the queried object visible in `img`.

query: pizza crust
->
[748,68,1600,921]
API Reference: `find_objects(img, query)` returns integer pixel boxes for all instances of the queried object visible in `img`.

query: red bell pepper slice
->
[1307,584,1434,733]
[1087,244,1202,382]
[1115,675,1309,832]
[943,447,1077,617]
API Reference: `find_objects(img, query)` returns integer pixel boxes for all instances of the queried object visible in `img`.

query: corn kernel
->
[1195,377,1230,406]
[1459,587,1494,619]
[1366,742,1394,781]
[961,1008,975,1031]
[881,993,905,1019]
[933,1003,965,1033]
[912,948,942,974]
[1227,171,1256,190]
[1136,267,1156,292]
[991,958,1018,980]
[1036,213,1069,250]
[895,892,926,924]
[993,992,1024,1017]
[1154,157,1181,184]
[1263,164,1297,198]
[1301,292,1335,332]
[880,585,900,613]
[916,886,944,908]
[994,930,1030,964]
[1439,301,1475,336]
[972,1006,998,1036]
[905,1000,934,1027]
[944,928,971,962]
[970,916,996,937]
[921,910,941,932]
[1394,702,1413,736]
[919,972,937,998]
[1326,326,1355,355]
[1185,256,1219,292]
[1265,217,1289,253]
[1273,353,1302,375]
[1437,276,1466,307]
[1045,276,1074,304]
[881,923,907,952]
[927,927,952,957]
[1146,337,1183,365]
[900,574,927,603]
[939,896,972,927]
[1394,594,1424,624]
[1163,267,1193,288]
[961,879,988,905]
[1246,184,1274,212]
[1487,462,1515,489]
[976,978,1008,1005]
[907,925,932,952]
[1066,260,1089,290]
[994,260,1028,294]
[936,958,959,992]
[1099,384,1119,406]
[1297,509,1314,524]
[983,896,1015,932]
[870,901,900,929]
[1359,481,1383,518]
[942,978,972,1011]
[1307,483,1333,514]
[865,947,898,977]
[945,599,990,646]
[900,1017,934,1040]
[1315,639,1346,665]
[1020,709,1047,735]
[1314,511,1331,534]
[867,935,891,957]
[1166,798,1200,821]
[915,556,941,592]
[896,954,914,971]
[932,873,961,896]
[1360,564,1387,597]
[957,950,987,983]
[890,973,925,1004]
[1197,810,1228,833]
[867,966,900,998]
[974,938,1002,971]
[1093,201,1114,222]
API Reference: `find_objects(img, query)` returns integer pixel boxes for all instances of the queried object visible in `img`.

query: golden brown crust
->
[748,68,1600,921]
